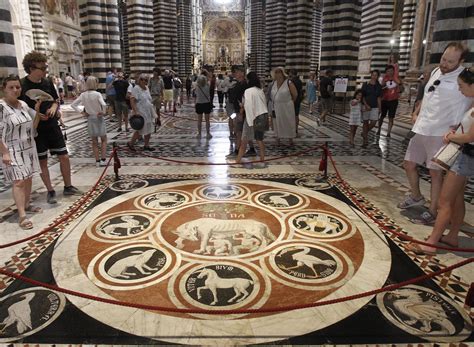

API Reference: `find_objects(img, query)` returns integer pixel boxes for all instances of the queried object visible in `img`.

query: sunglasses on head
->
[427,79,441,93]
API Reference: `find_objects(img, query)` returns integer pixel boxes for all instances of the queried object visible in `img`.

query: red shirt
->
[382,75,400,101]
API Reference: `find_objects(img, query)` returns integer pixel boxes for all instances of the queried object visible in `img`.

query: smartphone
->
[230,113,237,119]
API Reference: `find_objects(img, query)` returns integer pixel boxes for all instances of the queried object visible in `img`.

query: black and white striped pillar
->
[265,0,287,71]
[358,0,395,83]
[285,0,313,78]
[430,0,474,64]
[177,0,192,78]
[398,0,417,75]
[249,0,266,79]
[191,0,203,71]
[28,0,48,54]
[153,0,178,71]
[118,0,130,73]
[320,0,362,98]
[79,0,122,88]
[310,1,323,74]
[127,0,154,74]
[0,0,18,77]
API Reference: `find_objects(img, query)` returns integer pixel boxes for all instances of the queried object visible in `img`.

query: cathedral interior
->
[0,0,473,345]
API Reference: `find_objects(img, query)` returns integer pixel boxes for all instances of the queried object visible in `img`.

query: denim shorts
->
[450,152,474,177]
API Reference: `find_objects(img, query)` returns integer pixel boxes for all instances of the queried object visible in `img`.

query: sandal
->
[411,211,436,225]
[406,242,436,256]
[25,205,43,214]
[19,216,33,230]
[438,235,459,248]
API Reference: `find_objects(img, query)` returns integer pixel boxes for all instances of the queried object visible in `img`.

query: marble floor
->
[0,98,473,345]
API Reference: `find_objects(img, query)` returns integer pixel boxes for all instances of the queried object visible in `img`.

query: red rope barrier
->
[0,258,471,314]
[0,149,116,249]
[121,144,324,166]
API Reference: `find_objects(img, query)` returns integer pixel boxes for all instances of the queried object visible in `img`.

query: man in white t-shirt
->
[398,42,472,224]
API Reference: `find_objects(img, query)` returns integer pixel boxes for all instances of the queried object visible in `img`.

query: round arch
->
[202,17,245,68]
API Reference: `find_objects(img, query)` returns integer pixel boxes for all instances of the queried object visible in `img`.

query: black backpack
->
[174,78,182,89]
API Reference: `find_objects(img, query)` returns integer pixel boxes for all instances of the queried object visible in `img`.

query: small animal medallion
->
[275,246,337,279]
[185,265,254,306]
[258,192,301,208]
[0,288,65,343]
[295,177,332,191]
[377,285,471,342]
[143,192,186,209]
[104,247,167,280]
[202,185,242,200]
[292,213,345,235]
[97,215,150,238]
[110,179,148,192]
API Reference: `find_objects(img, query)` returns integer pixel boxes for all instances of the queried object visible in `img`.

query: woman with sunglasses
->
[408,67,474,255]
[127,74,157,151]
[0,75,42,230]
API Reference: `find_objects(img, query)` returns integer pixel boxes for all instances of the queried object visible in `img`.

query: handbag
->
[254,113,269,132]
[432,142,462,170]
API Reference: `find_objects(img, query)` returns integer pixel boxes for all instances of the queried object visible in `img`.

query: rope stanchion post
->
[113,142,121,181]
[319,142,329,179]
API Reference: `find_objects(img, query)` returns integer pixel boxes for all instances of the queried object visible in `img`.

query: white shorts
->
[362,108,379,121]
[404,133,444,170]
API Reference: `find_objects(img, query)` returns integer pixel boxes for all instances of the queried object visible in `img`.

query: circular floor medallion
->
[52,178,391,345]
[87,211,156,242]
[109,178,149,192]
[134,190,192,211]
[288,210,354,241]
[295,176,333,191]
[87,242,179,290]
[196,183,249,201]
[0,287,66,343]
[377,285,472,342]
[253,189,309,211]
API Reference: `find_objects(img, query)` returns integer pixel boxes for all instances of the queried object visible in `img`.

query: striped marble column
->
[127,0,154,74]
[398,0,417,76]
[265,0,287,71]
[0,0,18,77]
[28,0,48,54]
[310,1,323,73]
[153,0,178,71]
[177,0,192,78]
[429,0,474,64]
[190,0,203,71]
[79,0,122,88]
[249,0,266,79]
[118,0,130,73]
[357,0,395,83]
[285,0,313,78]
[320,0,362,98]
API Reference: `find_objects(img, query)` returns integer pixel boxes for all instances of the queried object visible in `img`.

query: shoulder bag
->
[431,124,465,170]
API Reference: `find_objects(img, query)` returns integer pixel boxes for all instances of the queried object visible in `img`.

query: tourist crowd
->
[0,42,473,256]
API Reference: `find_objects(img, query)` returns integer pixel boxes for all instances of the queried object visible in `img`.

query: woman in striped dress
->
[0,75,41,230]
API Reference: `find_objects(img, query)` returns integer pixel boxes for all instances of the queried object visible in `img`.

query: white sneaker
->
[99,159,107,167]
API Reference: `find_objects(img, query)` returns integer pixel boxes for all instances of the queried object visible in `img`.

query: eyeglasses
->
[427,79,441,93]
[32,65,48,71]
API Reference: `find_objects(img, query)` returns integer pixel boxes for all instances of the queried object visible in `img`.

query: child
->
[349,89,363,147]
[71,76,108,167]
